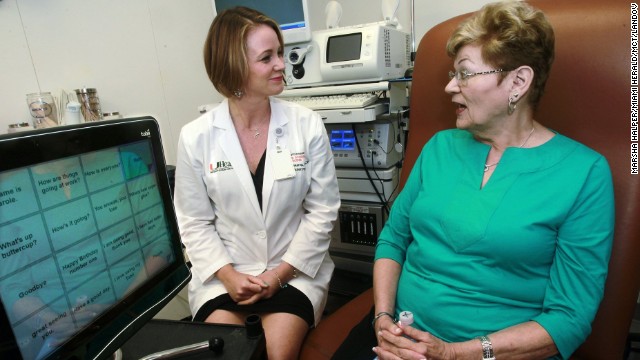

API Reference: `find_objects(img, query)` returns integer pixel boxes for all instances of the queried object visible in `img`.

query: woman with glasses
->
[334,2,614,359]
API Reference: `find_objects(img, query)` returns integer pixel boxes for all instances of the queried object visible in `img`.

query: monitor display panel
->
[330,129,356,151]
[213,0,312,44]
[326,33,363,63]
[0,117,191,360]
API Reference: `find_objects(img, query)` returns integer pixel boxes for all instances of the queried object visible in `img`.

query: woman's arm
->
[280,111,340,278]
[372,258,404,355]
[173,124,234,284]
[372,147,428,356]
[373,258,401,328]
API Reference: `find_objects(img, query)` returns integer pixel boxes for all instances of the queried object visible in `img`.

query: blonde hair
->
[203,7,283,98]
[446,1,554,109]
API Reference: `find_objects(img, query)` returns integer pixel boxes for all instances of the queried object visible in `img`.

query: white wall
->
[0,0,217,165]
[306,0,494,49]
[0,0,494,165]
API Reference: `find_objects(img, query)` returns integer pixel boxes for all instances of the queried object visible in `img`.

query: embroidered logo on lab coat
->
[209,161,233,173]
[291,152,308,172]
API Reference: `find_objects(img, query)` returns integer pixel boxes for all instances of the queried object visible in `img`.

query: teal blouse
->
[375,129,614,359]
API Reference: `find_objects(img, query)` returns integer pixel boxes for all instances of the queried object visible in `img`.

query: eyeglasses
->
[448,68,507,86]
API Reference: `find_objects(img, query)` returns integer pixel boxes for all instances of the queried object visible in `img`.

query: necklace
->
[483,162,499,172]
[250,115,270,139]
[230,105,269,140]
[518,126,536,148]
[483,126,536,172]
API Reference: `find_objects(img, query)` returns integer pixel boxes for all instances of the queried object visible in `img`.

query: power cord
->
[352,124,391,215]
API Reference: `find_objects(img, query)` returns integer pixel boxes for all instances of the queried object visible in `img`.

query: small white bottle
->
[398,311,414,327]
[65,101,82,125]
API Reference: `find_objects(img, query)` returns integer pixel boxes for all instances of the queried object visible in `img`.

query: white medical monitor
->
[213,0,312,45]
[284,23,411,88]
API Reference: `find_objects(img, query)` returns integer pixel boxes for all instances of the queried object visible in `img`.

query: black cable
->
[373,139,390,155]
[371,154,387,201]
[352,123,390,215]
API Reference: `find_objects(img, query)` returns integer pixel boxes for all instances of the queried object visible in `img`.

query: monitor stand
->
[118,319,266,359]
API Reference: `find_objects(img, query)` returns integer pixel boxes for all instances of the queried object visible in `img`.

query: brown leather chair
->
[300,1,637,359]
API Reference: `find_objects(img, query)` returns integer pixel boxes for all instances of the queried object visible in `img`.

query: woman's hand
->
[215,265,269,303]
[374,315,413,359]
[236,269,281,305]
[374,322,455,360]
[374,315,398,350]
[236,269,288,305]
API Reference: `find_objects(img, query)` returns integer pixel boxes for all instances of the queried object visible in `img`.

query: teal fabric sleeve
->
[532,155,614,358]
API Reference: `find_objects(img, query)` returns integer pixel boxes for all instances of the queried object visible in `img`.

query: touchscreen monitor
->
[0,117,190,360]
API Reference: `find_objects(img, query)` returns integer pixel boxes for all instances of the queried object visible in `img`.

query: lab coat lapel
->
[215,101,263,219]
[262,101,290,214]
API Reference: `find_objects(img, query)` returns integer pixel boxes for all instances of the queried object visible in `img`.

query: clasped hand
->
[217,265,279,305]
[373,316,454,360]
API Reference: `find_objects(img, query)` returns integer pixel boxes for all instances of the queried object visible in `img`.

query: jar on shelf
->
[7,122,34,133]
[26,92,59,129]
[75,88,103,122]
[102,112,122,121]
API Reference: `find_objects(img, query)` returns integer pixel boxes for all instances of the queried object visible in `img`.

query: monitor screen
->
[327,33,363,63]
[0,117,191,360]
[213,0,312,44]
[330,129,356,151]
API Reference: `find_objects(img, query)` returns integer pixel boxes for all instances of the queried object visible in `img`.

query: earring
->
[233,89,243,98]
[508,92,519,115]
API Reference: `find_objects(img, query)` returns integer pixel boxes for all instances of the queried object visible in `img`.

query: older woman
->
[334,1,614,360]
[173,7,339,360]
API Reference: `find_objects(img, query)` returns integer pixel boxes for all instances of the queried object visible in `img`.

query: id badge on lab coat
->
[271,148,296,180]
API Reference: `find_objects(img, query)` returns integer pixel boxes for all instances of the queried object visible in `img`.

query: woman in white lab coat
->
[173,6,340,360]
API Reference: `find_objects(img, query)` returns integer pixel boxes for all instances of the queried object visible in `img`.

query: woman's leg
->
[205,309,247,325]
[260,312,309,360]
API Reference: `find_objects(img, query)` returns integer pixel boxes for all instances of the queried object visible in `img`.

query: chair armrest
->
[300,288,374,360]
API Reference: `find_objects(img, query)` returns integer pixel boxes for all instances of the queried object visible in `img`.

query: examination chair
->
[299,0,637,359]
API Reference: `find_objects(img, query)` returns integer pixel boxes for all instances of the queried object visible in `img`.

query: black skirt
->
[192,285,315,327]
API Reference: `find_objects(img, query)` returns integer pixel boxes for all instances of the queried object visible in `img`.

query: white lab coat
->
[174,98,340,325]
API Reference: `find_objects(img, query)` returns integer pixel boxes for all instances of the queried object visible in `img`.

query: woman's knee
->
[261,313,309,359]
